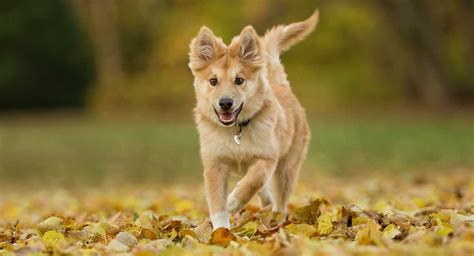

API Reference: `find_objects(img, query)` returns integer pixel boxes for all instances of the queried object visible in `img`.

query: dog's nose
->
[218,98,234,111]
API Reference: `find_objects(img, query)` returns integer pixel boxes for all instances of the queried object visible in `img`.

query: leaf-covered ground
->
[0,173,473,255]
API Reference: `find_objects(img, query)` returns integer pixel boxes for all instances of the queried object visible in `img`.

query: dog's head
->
[188,26,267,127]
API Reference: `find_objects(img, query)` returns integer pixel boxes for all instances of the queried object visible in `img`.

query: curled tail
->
[264,10,319,69]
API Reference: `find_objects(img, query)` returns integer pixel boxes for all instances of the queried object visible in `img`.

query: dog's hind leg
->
[272,124,310,216]
[258,177,274,208]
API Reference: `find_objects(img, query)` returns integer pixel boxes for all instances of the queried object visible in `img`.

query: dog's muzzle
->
[213,103,243,126]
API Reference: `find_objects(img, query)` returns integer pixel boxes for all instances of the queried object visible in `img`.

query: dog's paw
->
[227,192,243,213]
[210,211,230,230]
[270,211,287,226]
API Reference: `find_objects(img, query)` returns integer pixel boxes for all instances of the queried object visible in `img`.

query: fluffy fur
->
[188,10,319,230]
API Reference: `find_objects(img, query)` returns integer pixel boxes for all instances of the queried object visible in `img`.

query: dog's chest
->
[199,122,278,160]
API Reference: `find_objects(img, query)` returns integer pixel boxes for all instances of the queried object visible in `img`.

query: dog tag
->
[233,133,241,145]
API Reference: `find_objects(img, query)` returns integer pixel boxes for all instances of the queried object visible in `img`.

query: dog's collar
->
[233,119,250,145]
[237,119,251,127]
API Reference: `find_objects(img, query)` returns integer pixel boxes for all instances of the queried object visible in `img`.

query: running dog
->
[188,10,319,230]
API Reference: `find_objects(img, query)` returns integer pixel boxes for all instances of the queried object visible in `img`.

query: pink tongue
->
[219,113,234,121]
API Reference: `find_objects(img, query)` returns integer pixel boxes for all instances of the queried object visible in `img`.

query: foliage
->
[0,174,472,255]
[1,0,473,112]
[0,0,93,110]
[78,0,474,112]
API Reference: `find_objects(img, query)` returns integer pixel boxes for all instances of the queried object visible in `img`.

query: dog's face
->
[189,26,267,126]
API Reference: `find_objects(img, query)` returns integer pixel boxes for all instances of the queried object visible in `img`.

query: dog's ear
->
[238,26,264,67]
[189,27,222,70]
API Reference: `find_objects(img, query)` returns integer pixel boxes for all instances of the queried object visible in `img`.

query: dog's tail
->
[263,10,319,67]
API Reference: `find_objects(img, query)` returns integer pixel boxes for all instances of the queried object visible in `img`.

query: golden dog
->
[188,10,319,230]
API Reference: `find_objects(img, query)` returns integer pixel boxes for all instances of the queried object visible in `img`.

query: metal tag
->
[233,133,241,145]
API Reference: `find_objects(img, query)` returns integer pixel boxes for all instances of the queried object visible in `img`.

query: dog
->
[188,10,319,230]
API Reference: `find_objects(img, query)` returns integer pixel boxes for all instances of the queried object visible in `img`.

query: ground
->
[0,115,473,255]
[0,173,473,255]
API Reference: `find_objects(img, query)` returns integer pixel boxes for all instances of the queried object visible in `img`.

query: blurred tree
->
[0,0,93,110]
[70,0,125,111]
[458,0,474,103]
[372,0,474,107]
[3,0,472,113]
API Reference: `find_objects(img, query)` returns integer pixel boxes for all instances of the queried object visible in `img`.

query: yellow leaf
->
[352,216,369,226]
[141,228,157,240]
[236,221,258,238]
[355,220,384,246]
[285,223,317,237]
[209,227,236,247]
[373,200,392,214]
[180,229,198,240]
[168,228,178,241]
[135,210,157,229]
[42,230,66,247]
[37,216,65,234]
[382,224,401,239]
[318,211,336,235]
[293,198,329,224]
[437,223,454,237]
[85,223,106,237]
[431,213,450,223]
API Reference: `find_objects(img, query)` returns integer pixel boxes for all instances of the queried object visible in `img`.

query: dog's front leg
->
[203,160,230,230]
[227,159,277,213]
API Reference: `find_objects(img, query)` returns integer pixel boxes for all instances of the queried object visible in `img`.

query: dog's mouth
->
[213,103,243,126]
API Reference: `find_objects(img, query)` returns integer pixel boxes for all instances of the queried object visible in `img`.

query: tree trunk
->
[372,0,452,107]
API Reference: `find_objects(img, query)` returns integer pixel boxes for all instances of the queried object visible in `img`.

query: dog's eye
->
[235,77,245,85]
[209,78,218,86]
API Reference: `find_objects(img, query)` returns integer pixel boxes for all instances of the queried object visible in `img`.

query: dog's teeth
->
[219,113,234,122]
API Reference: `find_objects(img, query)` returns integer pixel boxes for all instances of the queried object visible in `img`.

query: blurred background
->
[0,0,473,188]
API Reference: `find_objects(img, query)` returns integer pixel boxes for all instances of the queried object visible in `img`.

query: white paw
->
[210,211,230,230]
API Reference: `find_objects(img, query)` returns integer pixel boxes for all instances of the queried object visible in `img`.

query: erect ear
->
[188,27,223,70]
[238,26,264,66]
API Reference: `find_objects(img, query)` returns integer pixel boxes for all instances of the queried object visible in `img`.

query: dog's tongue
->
[219,112,234,122]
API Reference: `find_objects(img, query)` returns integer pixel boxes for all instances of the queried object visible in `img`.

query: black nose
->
[218,98,234,111]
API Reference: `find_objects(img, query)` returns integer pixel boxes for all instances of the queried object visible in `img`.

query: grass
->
[0,114,473,255]
[0,114,473,187]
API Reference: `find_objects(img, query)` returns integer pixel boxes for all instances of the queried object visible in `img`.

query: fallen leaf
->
[355,220,384,246]
[318,211,336,235]
[37,216,65,234]
[115,231,138,247]
[140,228,157,240]
[235,221,258,238]
[106,239,129,253]
[285,223,317,237]
[382,223,401,239]
[373,200,392,215]
[209,228,236,247]
[293,198,329,224]
[42,230,66,247]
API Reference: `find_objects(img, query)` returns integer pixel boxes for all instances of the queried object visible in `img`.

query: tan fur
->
[189,10,319,230]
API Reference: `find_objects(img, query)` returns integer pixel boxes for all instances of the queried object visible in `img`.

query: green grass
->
[0,116,472,187]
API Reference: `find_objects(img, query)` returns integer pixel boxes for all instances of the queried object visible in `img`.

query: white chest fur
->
[198,119,279,161]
